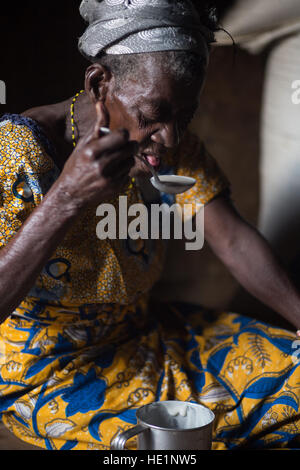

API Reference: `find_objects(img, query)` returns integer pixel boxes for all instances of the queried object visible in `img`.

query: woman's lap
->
[0,302,299,450]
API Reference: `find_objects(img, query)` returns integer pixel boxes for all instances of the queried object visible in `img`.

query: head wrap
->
[78,0,215,62]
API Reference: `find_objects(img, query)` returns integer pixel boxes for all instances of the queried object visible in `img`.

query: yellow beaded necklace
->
[70,90,135,189]
[70,89,84,148]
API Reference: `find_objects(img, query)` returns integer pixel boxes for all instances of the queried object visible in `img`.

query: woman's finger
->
[79,101,110,147]
[102,154,134,177]
[83,133,134,161]
[93,101,110,140]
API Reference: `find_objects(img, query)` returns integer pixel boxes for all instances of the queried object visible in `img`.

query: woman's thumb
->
[93,100,110,138]
[73,100,110,149]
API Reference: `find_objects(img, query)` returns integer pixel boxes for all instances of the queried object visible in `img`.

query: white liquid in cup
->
[139,401,214,430]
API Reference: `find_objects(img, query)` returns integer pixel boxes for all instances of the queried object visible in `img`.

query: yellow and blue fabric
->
[0,113,299,450]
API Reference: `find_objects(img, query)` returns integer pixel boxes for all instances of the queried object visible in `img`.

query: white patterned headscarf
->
[78,0,215,62]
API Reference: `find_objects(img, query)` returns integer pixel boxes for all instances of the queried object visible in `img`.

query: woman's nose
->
[150,123,179,148]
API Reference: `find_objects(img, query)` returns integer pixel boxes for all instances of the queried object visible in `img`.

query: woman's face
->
[100,57,204,177]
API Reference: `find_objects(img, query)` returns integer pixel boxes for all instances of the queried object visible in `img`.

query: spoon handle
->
[135,154,161,183]
[98,128,161,184]
[99,127,111,135]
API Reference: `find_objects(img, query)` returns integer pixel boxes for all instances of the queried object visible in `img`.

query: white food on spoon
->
[99,127,196,194]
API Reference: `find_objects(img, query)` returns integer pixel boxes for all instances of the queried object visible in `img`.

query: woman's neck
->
[22,91,97,170]
[65,91,97,146]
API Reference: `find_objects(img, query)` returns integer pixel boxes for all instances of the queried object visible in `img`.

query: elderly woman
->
[0,0,300,451]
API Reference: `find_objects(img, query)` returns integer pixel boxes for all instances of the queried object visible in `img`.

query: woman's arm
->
[0,185,78,322]
[0,108,136,323]
[204,194,300,330]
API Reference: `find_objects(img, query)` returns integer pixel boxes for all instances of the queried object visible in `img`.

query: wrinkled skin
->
[24,54,204,209]
[1,54,300,333]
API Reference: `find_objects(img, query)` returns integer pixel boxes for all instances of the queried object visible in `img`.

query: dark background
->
[0,0,235,114]
[1,1,290,328]
[0,0,87,113]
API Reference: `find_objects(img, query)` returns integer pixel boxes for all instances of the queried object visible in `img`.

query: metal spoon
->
[100,127,196,195]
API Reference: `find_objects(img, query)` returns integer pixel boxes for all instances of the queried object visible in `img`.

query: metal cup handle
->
[111,424,147,450]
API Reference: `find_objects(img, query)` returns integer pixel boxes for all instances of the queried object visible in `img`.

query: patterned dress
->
[0,113,299,450]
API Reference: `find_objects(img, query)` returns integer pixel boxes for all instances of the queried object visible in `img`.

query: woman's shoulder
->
[173,129,231,208]
[0,111,59,172]
[0,111,62,204]
[21,103,63,142]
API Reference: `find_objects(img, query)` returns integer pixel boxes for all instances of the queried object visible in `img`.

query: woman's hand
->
[55,101,137,212]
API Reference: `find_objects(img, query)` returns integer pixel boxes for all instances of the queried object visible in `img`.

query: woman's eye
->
[137,109,196,132]
[138,112,155,129]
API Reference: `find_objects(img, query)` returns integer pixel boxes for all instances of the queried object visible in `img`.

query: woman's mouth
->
[143,153,161,169]
[134,152,163,176]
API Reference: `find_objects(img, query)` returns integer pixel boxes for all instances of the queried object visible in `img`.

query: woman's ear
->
[84,63,112,104]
